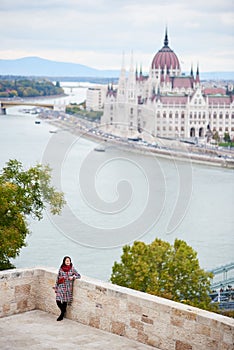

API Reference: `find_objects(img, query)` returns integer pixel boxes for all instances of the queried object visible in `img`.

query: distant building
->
[101,29,234,141]
[86,86,107,111]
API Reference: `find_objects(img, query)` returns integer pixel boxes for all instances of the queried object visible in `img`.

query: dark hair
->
[61,256,72,267]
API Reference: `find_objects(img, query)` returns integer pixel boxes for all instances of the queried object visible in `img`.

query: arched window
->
[190,127,195,137]
[199,127,204,137]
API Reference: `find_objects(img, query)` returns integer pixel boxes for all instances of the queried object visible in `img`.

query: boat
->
[94,145,105,152]
[35,121,41,124]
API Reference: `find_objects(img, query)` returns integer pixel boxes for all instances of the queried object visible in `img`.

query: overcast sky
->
[1,0,233,72]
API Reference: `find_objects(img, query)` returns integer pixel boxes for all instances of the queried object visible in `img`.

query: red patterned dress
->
[55,265,81,303]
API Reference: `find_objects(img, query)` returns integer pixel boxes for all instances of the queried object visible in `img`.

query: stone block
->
[141,314,153,325]
[17,299,28,312]
[137,330,148,344]
[130,319,143,331]
[171,316,184,327]
[15,284,31,301]
[2,303,10,314]
[195,323,211,337]
[95,285,107,294]
[175,340,192,350]
[128,301,142,314]
[172,308,197,321]
[111,321,126,336]
[89,316,100,328]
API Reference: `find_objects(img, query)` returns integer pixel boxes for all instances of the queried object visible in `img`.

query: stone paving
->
[0,310,159,350]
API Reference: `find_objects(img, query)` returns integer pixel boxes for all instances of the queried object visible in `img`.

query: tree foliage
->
[0,159,66,270]
[111,238,215,311]
[0,79,64,98]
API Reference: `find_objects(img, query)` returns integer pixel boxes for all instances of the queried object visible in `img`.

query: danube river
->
[0,89,234,281]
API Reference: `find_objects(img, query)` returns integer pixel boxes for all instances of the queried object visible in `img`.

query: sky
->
[0,0,233,73]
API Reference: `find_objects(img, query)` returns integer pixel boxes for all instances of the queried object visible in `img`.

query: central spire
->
[164,27,169,47]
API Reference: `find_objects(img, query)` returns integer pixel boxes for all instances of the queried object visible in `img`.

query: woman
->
[54,256,81,321]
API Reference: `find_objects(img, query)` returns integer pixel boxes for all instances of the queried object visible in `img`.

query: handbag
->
[58,277,65,284]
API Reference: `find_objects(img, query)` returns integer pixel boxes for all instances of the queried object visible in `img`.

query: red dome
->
[151,31,180,71]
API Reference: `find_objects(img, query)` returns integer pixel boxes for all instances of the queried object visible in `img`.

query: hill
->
[0,57,233,80]
[0,57,119,78]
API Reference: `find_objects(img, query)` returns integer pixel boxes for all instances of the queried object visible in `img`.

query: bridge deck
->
[0,100,54,109]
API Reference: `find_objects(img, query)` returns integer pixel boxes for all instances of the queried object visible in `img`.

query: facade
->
[101,30,234,142]
[86,86,107,111]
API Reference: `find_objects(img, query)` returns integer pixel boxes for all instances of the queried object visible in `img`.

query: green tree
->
[111,238,215,311]
[0,159,66,270]
[212,130,220,143]
[223,132,231,143]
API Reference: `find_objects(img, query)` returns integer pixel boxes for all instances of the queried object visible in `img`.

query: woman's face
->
[65,257,71,265]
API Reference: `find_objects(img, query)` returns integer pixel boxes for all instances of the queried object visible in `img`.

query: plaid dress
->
[55,266,81,303]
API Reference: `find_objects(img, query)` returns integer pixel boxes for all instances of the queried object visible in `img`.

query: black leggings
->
[56,300,67,315]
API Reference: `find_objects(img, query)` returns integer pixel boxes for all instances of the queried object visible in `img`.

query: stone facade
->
[0,268,233,350]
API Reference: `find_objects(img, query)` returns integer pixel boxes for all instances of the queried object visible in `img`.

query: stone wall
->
[0,267,233,350]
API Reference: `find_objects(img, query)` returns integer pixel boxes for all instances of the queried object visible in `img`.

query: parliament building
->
[101,30,234,142]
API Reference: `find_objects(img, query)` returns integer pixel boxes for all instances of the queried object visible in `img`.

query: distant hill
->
[0,57,119,78]
[0,56,233,80]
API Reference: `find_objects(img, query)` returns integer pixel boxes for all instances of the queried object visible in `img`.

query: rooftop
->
[1,268,233,350]
[1,310,157,350]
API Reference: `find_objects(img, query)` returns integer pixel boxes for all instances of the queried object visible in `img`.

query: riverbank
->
[39,112,234,169]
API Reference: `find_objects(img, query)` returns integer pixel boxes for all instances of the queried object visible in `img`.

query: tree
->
[223,132,231,143]
[0,159,66,270]
[212,130,220,143]
[111,238,215,311]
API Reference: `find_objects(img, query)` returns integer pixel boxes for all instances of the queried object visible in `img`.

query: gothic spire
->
[164,27,169,47]
[190,64,193,77]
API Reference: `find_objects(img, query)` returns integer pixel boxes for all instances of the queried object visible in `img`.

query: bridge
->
[0,100,56,114]
[209,262,234,290]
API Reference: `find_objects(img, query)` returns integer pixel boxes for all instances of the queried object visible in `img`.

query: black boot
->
[56,301,64,321]
[57,313,64,321]
[61,302,67,317]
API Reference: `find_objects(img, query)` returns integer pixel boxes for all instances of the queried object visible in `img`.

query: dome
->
[151,30,180,71]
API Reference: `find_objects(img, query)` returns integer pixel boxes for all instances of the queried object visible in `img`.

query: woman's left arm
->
[72,267,81,279]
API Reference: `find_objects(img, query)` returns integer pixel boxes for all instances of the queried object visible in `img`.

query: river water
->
[0,85,233,281]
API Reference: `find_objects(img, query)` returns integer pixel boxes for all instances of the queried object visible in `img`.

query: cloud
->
[0,0,233,71]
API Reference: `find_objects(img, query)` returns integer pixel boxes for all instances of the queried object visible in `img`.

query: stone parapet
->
[0,268,233,350]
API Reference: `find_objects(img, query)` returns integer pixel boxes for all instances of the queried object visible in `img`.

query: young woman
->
[54,256,81,321]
